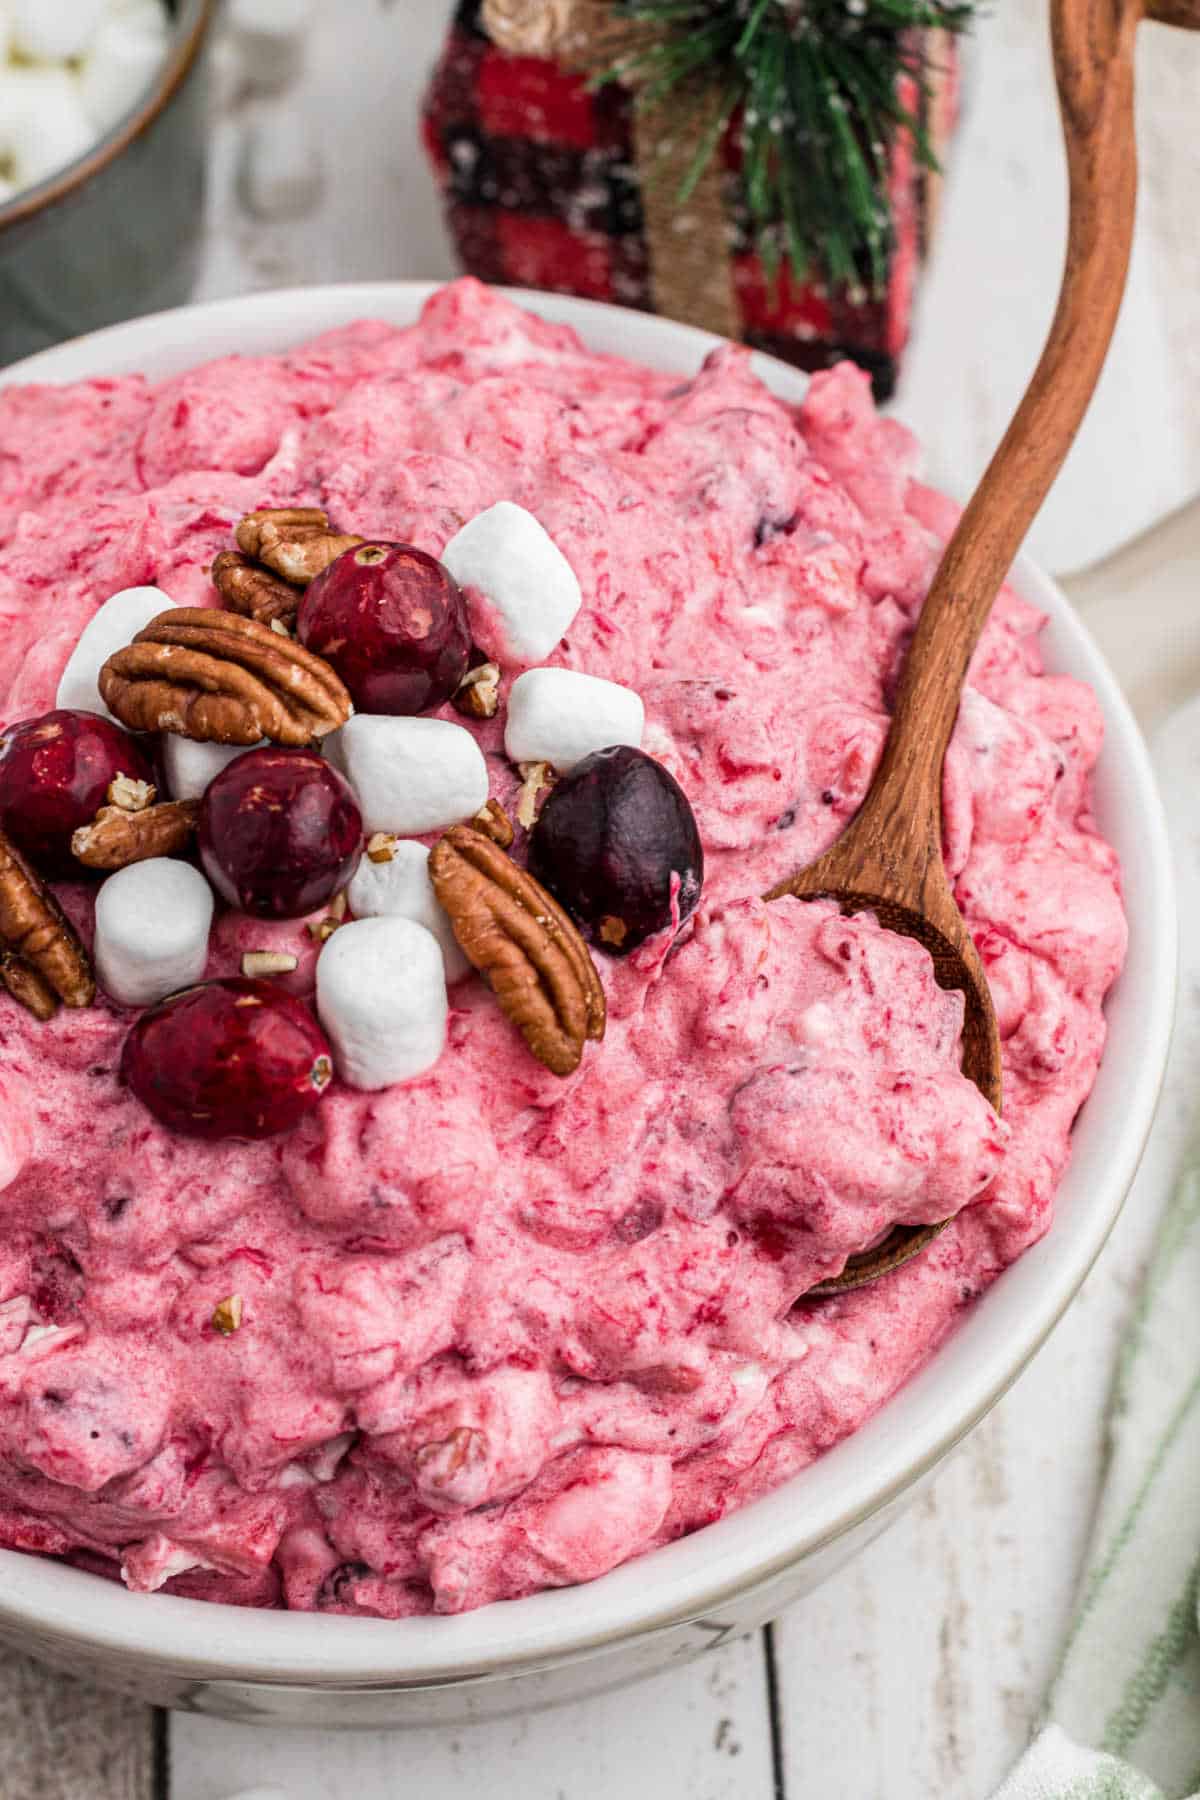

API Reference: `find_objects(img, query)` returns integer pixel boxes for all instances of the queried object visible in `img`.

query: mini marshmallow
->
[56,585,174,718]
[505,667,644,773]
[1,68,95,190]
[347,838,469,983]
[94,859,214,1009]
[316,916,447,1091]
[441,502,581,669]
[163,735,263,804]
[8,0,108,63]
[79,5,171,135]
[327,716,488,837]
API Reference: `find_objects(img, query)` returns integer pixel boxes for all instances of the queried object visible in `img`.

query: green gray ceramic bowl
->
[0,0,214,366]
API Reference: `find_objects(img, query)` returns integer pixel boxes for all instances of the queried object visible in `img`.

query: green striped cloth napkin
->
[994,1149,1200,1799]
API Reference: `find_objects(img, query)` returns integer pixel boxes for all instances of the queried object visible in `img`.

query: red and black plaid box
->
[423,1,961,401]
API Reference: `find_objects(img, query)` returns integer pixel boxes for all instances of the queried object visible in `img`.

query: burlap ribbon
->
[481,0,740,338]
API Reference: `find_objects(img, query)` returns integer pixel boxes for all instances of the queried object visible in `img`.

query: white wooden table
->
[6,4,1200,1796]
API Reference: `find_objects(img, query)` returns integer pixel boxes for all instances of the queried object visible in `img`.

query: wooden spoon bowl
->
[793,0,1192,1297]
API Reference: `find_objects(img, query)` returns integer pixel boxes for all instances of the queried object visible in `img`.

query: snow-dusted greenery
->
[604,0,978,290]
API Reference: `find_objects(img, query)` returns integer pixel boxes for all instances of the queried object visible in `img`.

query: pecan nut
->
[429,825,605,1077]
[211,550,302,629]
[472,798,514,849]
[0,829,94,1012]
[72,799,200,871]
[235,508,362,585]
[453,661,501,722]
[0,951,58,1022]
[98,608,352,746]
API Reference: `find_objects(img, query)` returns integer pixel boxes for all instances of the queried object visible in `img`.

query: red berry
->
[198,746,362,920]
[122,978,334,1140]
[298,541,470,716]
[0,710,153,873]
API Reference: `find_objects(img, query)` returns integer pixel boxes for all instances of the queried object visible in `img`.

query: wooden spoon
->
[783,0,1195,1296]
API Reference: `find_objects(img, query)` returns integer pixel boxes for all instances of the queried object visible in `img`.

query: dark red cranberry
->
[298,542,471,716]
[198,746,362,920]
[0,710,153,873]
[121,978,334,1139]
[529,745,704,953]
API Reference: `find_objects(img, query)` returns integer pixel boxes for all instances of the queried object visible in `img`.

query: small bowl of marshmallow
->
[0,0,214,365]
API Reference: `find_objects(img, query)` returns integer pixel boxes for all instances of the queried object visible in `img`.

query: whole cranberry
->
[199,746,362,920]
[529,745,704,953]
[298,541,471,716]
[0,710,153,873]
[122,978,334,1139]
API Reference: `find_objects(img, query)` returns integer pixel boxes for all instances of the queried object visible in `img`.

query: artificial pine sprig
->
[603,0,977,293]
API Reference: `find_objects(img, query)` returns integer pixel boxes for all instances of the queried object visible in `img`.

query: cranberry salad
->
[0,282,1125,1615]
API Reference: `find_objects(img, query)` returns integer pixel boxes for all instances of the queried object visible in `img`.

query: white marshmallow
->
[327,716,488,837]
[56,585,174,718]
[0,178,15,208]
[162,736,263,804]
[440,502,582,669]
[8,0,108,63]
[1,67,94,190]
[79,7,170,136]
[94,860,214,1010]
[505,667,644,773]
[316,917,447,1091]
[347,839,469,983]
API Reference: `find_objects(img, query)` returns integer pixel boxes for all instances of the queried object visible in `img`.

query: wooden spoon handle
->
[861,0,1143,857]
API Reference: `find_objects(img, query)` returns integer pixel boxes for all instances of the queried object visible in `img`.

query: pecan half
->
[429,825,605,1077]
[0,951,58,1021]
[0,829,94,1011]
[211,550,302,629]
[98,609,352,746]
[72,799,200,871]
[235,508,362,585]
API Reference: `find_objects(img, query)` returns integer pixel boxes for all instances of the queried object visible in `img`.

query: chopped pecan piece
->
[514,761,554,831]
[472,798,514,849]
[211,549,302,629]
[0,951,59,1021]
[212,1295,244,1335]
[107,774,156,813]
[453,661,501,721]
[72,799,200,871]
[0,829,94,1011]
[98,609,352,747]
[235,508,362,585]
[429,824,605,1077]
[366,832,397,864]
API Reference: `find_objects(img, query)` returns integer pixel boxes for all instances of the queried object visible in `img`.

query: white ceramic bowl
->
[0,286,1176,1727]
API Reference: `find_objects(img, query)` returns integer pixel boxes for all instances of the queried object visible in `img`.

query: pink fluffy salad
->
[0,281,1125,1616]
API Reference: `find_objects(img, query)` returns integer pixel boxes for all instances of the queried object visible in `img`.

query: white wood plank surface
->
[169,1632,776,1800]
[4,2,1198,1796]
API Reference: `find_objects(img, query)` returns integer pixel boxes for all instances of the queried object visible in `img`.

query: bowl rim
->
[0,282,1177,1688]
[0,0,215,237]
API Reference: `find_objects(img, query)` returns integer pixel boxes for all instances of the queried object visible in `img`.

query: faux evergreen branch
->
[603,0,977,293]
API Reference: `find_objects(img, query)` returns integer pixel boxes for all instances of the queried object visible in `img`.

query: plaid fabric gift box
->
[423,0,961,400]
